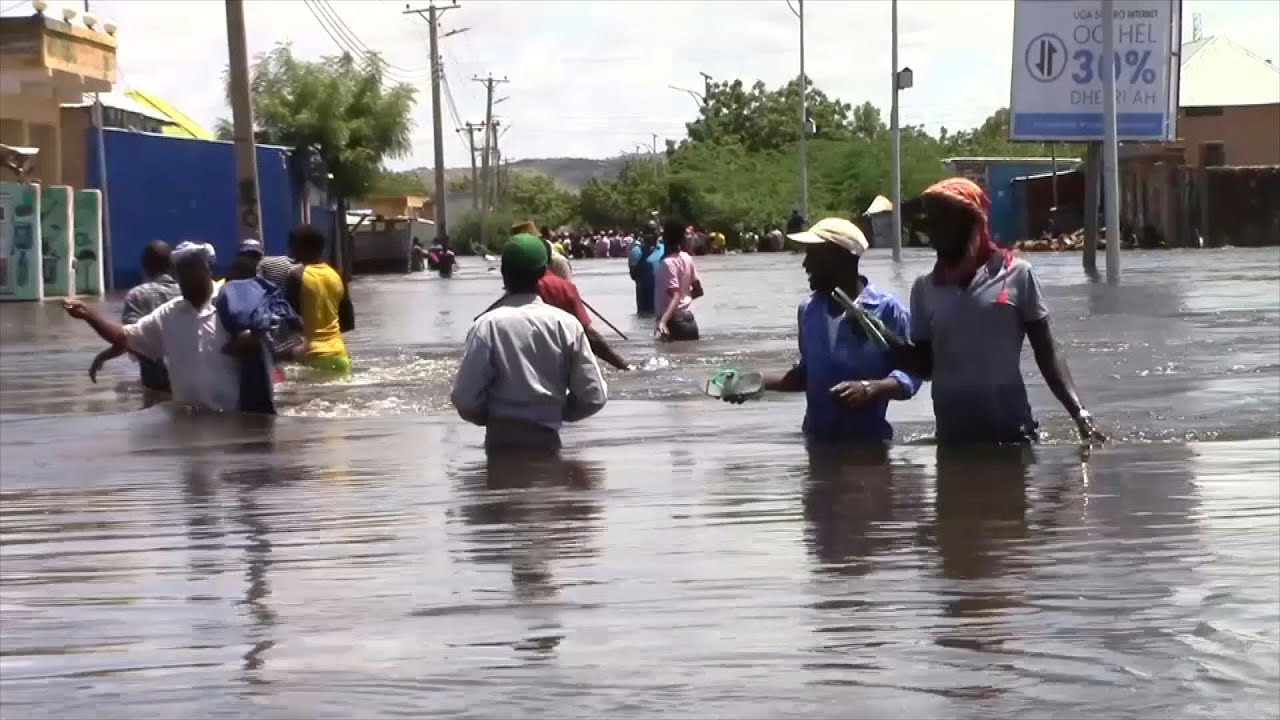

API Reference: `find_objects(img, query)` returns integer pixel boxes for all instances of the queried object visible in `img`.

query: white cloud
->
[7,0,1276,169]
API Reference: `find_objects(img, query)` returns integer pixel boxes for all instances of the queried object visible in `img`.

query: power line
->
[315,0,435,76]
[303,0,431,82]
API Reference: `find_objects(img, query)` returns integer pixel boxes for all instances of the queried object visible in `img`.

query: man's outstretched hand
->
[63,299,91,320]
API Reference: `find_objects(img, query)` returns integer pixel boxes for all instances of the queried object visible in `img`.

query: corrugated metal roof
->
[62,91,174,124]
[125,89,216,140]
[1180,36,1280,107]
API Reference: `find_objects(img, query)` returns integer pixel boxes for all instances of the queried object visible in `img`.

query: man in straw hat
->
[719,217,921,443]
[452,234,608,451]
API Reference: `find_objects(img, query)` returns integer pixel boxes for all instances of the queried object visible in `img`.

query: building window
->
[1185,106,1224,117]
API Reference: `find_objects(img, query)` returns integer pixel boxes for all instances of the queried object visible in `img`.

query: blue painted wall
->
[89,129,300,289]
[981,161,1064,245]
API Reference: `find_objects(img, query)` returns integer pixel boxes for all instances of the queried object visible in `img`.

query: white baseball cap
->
[786,217,869,256]
[238,238,264,256]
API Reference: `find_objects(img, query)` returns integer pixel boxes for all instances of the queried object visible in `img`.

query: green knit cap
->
[503,233,549,273]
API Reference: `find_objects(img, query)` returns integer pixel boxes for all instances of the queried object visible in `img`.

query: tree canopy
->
[549,75,1068,245]
[218,43,417,203]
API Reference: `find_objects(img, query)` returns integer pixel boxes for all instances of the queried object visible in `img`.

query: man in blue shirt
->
[722,217,922,443]
[627,222,663,316]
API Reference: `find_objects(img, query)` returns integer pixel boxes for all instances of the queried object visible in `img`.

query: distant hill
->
[410,156,632,191]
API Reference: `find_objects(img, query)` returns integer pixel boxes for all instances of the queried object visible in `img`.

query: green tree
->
[506,172,578,230]
[683,76,851,152]
[577,157,667,228]
[368,169,427,196]
[218,43,417,271]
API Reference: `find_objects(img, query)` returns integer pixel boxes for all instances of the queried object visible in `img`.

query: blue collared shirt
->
[795,279,922,442]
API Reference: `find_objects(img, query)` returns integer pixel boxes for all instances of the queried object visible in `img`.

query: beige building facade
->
[0,8,117,185]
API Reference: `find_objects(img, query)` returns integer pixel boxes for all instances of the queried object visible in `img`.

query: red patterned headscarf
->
[923,177,1004,288]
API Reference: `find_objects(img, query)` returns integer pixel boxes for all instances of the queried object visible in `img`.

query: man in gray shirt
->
[894,177,1105,445]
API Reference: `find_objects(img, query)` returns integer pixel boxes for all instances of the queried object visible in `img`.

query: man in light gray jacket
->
[451,233,607,451]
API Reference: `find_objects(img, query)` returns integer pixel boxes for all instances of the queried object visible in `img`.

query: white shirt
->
[124,290,243,412]
[450,295,607,435]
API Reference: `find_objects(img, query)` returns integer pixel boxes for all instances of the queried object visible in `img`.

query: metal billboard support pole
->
[1100,0,1122,282]
[890,0,903,262]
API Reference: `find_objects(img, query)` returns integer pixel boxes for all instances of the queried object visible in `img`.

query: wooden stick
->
[581,298,628,341]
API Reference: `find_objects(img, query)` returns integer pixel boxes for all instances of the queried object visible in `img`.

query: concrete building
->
[59,91,173,189]
[0,7,117,185]
[1176,36,1280,167]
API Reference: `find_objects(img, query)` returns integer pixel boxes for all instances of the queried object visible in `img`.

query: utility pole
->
[84,0,113,290]
[459,123,483,210]
[889,0,903,262]
[490,121,506,208]
[405,2,459,241]
[225,0,263,252]
[474,75,508,208]
[699,71,713,102]
[473,73,508,248]
[1100,0,1122,282]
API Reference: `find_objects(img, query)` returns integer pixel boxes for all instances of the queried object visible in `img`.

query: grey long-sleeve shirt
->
[451,294,607,442]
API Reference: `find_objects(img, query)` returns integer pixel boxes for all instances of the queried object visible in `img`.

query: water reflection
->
[802,444,925,577]
[928,446,1034,652]
[452,453,604,602]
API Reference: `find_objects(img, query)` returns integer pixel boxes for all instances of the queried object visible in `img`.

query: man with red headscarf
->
[893,177,1105,445]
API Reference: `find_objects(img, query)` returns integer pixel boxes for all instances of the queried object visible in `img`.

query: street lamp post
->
[889,0,906,262]
[787,0,808,222]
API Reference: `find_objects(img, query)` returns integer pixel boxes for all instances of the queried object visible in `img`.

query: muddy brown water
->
[1,249,1277,718]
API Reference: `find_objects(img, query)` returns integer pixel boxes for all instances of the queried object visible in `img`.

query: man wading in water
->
[451,234,608,451]
[87,240,181,399]
[64,242,267,413]
[628,222,663,317]
[893,177,1106,445]
[720,218,922,442]
[284,225,355,376]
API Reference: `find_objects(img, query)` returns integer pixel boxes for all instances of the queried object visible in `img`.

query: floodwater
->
[1,248,1277,719]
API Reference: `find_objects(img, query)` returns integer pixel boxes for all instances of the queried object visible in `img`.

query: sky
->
[5,0,1277,170]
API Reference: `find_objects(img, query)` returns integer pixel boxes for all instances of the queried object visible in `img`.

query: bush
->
[450,210,514,255]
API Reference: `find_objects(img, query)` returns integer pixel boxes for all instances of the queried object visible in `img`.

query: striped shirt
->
[122,273,182,391]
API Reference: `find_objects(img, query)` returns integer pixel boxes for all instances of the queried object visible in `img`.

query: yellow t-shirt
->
[301,263,348,358]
